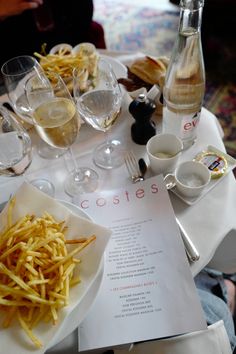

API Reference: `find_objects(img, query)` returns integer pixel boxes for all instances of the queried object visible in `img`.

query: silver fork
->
[124,151,144,183]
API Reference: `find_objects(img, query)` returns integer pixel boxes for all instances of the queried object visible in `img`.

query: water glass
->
[73,58,124,169]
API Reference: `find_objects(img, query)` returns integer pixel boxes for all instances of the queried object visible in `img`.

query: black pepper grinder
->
[129,93,156,145]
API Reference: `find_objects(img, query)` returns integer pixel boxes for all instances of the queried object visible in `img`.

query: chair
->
[89,21,107,49]
[114,320,232,354]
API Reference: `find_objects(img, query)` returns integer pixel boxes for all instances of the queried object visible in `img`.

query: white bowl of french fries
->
[34,43,127,96]
[0,182,111,354]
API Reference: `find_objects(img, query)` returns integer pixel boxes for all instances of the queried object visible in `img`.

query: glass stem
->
[104,129,113,165]
[66,146,84,185]
[104,129,113,150]
[68,146,79,173]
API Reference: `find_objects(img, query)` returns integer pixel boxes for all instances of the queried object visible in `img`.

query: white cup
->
[146,133,183,175]
[175,160,211,198]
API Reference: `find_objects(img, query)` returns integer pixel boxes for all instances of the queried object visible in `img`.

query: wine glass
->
[73,58,124,169]
[25,71,99,196]
[1,55,66,159]
[0,105,55,197]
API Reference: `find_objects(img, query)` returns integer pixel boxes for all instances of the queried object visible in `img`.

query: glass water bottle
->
[162,0,205,150]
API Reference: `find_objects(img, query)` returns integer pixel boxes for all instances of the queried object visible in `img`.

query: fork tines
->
[124,151,142,183]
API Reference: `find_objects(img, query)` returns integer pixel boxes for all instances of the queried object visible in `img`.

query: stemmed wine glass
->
[0,105,55,196]
[73,58,124,169]
[1,55,66,160]
[24,71,98,196]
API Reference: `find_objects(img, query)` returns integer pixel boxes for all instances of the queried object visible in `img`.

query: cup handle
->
[164,174,176,190]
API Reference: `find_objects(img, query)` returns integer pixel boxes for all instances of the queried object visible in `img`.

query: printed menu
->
[74,175,207,351]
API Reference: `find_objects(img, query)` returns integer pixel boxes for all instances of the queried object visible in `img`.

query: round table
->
[0,50,235,354]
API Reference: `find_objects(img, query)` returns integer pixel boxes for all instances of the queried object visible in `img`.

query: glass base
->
[37,141,68,159]
[93,139,125,169]
[64,167,99,197]
[30,178,55,197]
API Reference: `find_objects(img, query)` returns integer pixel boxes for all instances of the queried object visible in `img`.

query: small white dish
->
[168,146,236,205]
[72,42,96,56]
[49,43,73,55]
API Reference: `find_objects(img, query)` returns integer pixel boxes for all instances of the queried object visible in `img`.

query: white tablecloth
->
[0,50,236,353]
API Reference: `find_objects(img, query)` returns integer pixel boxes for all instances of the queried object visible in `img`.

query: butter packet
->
[194,145,236,179]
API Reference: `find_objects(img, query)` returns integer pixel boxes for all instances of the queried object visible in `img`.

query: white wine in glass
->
[25,72,98,196]
[33,98,78,149]
[1,55,67,159]
[73,58,124,169]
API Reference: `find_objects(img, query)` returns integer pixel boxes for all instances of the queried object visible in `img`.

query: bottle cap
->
[129,94,156,119]
[180,0,204,10]
[137,93,146,102]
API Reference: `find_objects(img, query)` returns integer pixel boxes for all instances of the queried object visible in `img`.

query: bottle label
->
[163,107,201,142]
[180,109,201,139]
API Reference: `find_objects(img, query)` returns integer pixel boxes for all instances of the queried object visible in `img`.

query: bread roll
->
[129,56,167,86]
[156,56,170,69]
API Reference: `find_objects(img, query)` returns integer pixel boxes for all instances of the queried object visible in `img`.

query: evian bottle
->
[162,0,205,149]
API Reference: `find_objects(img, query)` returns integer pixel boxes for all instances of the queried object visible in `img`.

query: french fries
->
[34,47,99,81]
[0,198,96,349]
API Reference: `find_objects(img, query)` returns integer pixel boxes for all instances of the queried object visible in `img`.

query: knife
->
[175,217,200,262]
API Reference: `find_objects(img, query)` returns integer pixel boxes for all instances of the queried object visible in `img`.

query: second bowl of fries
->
[34,42,99,92]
